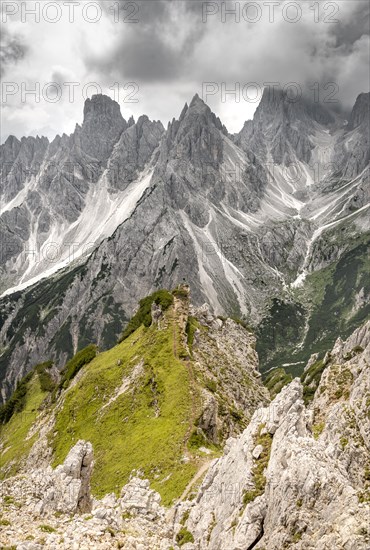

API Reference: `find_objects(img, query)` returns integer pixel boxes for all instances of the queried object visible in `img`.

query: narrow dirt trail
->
[172,309,178,358]
[166,458,213,525]
[178,459,213,502]
[166,294,214,524]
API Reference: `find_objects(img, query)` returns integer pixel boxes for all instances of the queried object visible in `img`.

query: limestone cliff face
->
[190,303,269,442]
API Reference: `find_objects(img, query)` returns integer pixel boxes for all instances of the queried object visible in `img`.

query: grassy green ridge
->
[51,304,198,506]
[0,290,217,506]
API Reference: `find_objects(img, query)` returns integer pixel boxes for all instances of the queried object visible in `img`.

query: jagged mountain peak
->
[347,91,370,130]
[257,85,286,110]
[189,92,208,111]
[166,94,228,147]
[235,85,342,164]
[83,93,123,123]
[105,112,164,191]
[3,134,20,147]
[77,94,128,161]
[255,85,335,126]
[3,134,49,147]
[188,93,227,133]
[135,113,149,125]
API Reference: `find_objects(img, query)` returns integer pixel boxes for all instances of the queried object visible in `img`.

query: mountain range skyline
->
[1,84,367,146]
[1,87,369,298]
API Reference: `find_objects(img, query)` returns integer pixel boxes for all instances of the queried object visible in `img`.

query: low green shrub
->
[120,290,174,341]
[264,368,292,398]
[60,345,97,388]
[229,407,243,422]
[188,429,207,449]
[176,527,194,546]
[172,286,189,299]
[205,378,217,393]
[186,316,199,350]
[36,361,55,392]
[39,524,56,533]
[312,422,325,440]
[301,359,326,404]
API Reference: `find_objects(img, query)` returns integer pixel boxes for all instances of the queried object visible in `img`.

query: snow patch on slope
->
[1,170,154,297]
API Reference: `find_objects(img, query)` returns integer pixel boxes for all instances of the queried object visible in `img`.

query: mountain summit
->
[79,94,127,159]
[347,92,370,130]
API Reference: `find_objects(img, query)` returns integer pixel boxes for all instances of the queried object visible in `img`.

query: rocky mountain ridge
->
[0,295,369,549]
[0,287,268,497]
[183,319,370,549]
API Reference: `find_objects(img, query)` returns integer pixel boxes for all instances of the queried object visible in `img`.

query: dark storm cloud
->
[86,0,369,112]
[87,27,183,81]
[87,0,206,82]
[329,2,370,48]
[0,27,28,77]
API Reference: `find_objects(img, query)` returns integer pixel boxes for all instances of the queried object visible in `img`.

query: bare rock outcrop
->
[1,440,93,516]
[179,322,370,549]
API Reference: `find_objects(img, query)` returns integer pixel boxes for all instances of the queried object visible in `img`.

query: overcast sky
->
[1,0,369,142]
